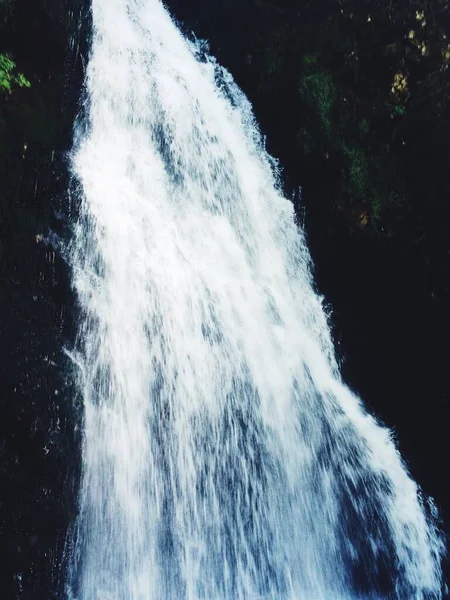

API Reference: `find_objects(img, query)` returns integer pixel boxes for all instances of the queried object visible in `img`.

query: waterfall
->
[66,1,444,598]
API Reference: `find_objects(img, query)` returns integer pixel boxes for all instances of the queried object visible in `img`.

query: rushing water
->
[66,1,444,598]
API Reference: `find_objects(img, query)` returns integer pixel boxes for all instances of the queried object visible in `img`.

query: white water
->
[66,1,444,598]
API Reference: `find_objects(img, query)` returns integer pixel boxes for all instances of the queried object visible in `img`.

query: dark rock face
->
[1,0,449,598]
[0,1,88,597]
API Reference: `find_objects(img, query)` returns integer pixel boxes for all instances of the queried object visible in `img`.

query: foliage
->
[299,68,335,138]
[168,0,450,304]
[243,0,450,249]
[0,53,30,94]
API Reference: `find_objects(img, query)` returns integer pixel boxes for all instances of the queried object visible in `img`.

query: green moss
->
[299,70,335,137]
[301,53,320,67]
[344,145,370,200]
[370,191,382,227]
[394,105,406,116]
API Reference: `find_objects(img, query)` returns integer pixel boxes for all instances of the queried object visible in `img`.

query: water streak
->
[66,1,444,598]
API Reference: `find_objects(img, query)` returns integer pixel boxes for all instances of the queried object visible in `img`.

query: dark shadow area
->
[0,1,89,597]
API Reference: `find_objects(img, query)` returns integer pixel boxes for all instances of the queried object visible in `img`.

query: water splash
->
[66,1,444,598]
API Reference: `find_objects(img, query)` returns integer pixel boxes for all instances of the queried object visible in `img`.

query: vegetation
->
[0,0,450,595]
[252,1,449,237]
[172,0,450,266]
[0,53,30,94]
[173,0,450,297]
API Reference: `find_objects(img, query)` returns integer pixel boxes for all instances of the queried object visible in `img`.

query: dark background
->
[0,0,449,597]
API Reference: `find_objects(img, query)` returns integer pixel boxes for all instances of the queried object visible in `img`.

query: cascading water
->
[66,1,445,598]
